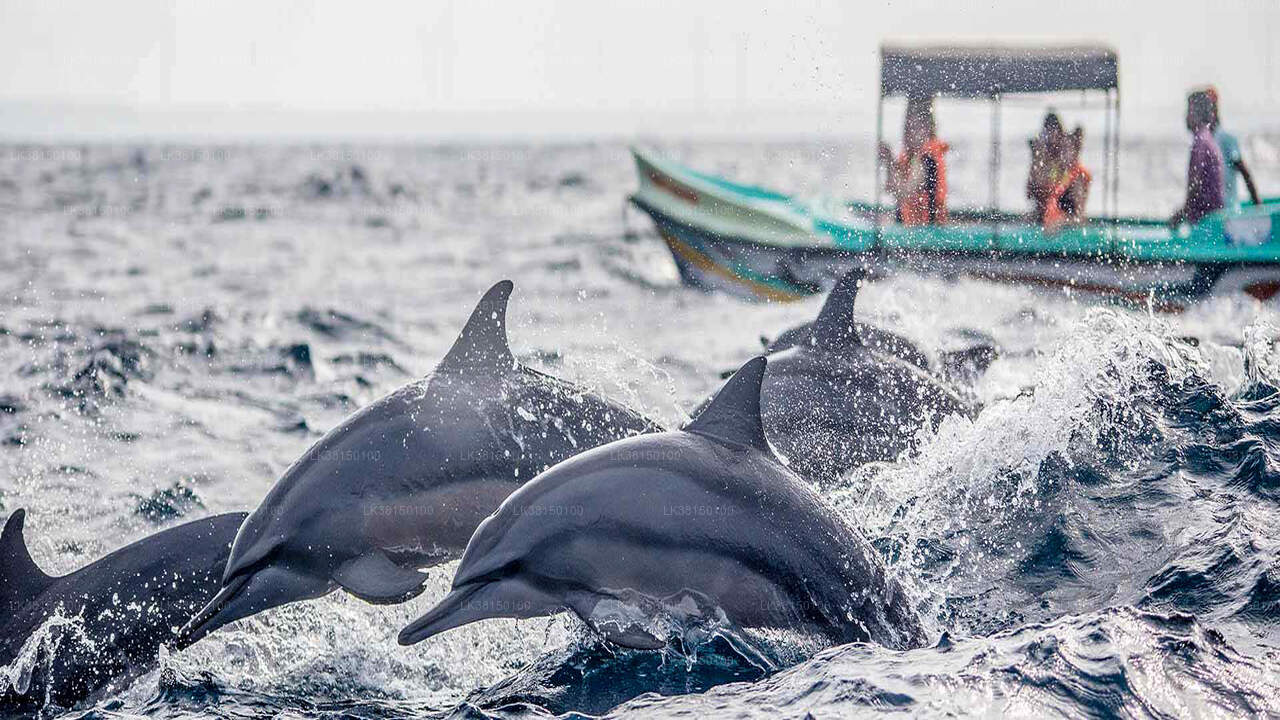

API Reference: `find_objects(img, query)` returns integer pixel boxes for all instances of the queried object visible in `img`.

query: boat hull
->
[637,199,854,302]
[628,148,1280,309]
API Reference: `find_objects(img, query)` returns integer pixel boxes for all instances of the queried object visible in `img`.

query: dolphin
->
[728,271,979,483]
[398,357,927,651]
[181,281,660,642]
[0,510,245,710]
[760,271,998,386]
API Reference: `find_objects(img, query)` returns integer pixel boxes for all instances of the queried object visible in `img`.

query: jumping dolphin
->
[730,271,978,483]
[398,357,927,651]
[0,510,245,710]
[181,281,660,642]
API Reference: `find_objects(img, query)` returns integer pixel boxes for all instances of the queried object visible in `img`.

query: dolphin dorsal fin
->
[439,281,517,374]
[811,270,864,349]
[1,510,55,618]
[684,357,770,451]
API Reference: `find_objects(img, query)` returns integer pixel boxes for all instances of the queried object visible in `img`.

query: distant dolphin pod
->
[398,356,927,651]
[181,281,660,643]
[0,510,245,710]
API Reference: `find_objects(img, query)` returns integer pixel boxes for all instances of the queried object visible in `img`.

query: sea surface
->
[2,137,1280,718]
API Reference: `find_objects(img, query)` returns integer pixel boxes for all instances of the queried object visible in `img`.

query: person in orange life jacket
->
[878,96,948,225]
[1027,111,1068,222]
[1042,127,1092,230]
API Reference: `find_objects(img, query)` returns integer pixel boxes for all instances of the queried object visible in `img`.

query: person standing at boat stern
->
[1170,89,1225,227]
[1206,86,1262,208]
[879,95,948,225]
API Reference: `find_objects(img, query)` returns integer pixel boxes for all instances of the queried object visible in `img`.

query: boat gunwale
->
[631,193,1275,273]
[631,147,1280,267]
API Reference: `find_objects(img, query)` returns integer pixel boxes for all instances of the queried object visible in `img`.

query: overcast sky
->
[1,0,1277,139]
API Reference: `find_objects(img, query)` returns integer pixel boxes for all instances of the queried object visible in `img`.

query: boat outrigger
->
[628,43,1280,309]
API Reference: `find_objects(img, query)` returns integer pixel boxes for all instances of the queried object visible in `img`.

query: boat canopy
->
[880,44,1119,98]
[875,41,1122,221]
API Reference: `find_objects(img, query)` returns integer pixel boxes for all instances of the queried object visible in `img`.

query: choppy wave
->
[2,141,1279,717]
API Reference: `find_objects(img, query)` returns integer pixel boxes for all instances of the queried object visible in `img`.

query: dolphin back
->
[404,358,927,651]
[190,280,662,643]
[0,510,55,621]
[2,512,246,710]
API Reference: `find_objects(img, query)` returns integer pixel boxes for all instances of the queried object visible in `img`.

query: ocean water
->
[2,139,1280,718]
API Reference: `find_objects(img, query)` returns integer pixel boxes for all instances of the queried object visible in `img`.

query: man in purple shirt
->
[1170,90,1225,227]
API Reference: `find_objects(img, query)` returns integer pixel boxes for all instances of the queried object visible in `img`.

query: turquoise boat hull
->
[628,148,1280,309]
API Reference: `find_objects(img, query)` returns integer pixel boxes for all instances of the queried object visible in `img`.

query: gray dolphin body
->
[398,357,927,651]
[0,510,245,711]
[750,271,980,483]
[182,281,659,642]
[760,273,997,385]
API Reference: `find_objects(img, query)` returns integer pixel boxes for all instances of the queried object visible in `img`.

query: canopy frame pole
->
[989,91,1001,223]
[1112,86,1122,222]
[874,90,884,246]
[1103,89,1113,220]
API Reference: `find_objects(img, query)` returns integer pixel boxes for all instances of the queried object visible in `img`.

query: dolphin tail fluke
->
[398,577,562,646]
[1,509,55,618]
[684,356,771,452]
[812,269,865,348]
[439,280,517,373]
[332,552,427,604]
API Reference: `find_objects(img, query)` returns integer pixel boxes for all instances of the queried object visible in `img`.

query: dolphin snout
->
[178,562,335,647]
[178,573,251,647]
[398,576,564,646]
[398,582,487,646]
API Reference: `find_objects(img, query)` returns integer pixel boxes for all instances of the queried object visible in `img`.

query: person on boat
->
[878,96,948,225]
[1205,86,1262,207]
[1169,90,1226,227]
[1027,111,1067,221]
[1042,127,1092,230]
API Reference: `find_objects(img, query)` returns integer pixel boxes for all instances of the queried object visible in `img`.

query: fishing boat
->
[628,44,1280,309]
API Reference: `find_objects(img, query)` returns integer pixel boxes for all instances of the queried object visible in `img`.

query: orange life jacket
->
[1042,163,1091,229]
[894,138,949,226]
